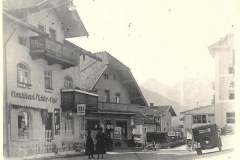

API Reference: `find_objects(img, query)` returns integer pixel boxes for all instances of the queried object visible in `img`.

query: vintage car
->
[192,124,222,155]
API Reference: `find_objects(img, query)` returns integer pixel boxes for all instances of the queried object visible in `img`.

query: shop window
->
[17,63,31,88]
[49,28,56,40]
[54,109,60,135]
[226,112,235,124]
[193,115,207,124]
[18,111,31,138]
[44,70,53,90]
[105,90,110,102]
[115,93,120,103]
[64,112,74,136]
[64,75,73,89]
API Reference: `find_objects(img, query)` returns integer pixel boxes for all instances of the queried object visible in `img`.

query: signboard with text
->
[114,127,122,140]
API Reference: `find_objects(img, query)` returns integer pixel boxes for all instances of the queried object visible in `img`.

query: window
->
[228,66,234,74]
[229,91,235,100]
[104,73,109,80]
[115,93,120,103]
[193,115,207,124]
[38,24,46,32]
[18,111,31,138]
[49,28,56,40]
[18,36,27,46]
[44,70,52,90]
[226,112,235,124]
[54,109,60,135]
[105,90,110,102]
[64,76,73,89]
[64,112,74,136]
[17,63,31,88]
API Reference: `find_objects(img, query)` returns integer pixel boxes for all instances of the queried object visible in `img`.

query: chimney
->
[150,103,154,107]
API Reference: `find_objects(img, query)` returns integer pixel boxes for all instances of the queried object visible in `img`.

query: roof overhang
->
[61,88,99,97]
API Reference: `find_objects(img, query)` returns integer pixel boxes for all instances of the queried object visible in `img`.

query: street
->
[51,148,233,160]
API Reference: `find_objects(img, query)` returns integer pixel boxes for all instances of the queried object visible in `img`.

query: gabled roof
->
[145,105,177,117]
[208,34,234,57]
[3,0,88,38]
[180,105,214,115]
[79,51,148,106]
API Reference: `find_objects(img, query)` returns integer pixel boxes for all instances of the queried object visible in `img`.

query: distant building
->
[208,34,235,129]
[180,105,214,137]
[145,105,177,133]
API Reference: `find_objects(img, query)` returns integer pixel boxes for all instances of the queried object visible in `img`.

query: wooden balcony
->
[97,102,144,115]
[29,36,79,69]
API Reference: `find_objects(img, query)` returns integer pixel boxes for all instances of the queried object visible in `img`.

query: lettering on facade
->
[198,128,211,134]
[11,91,58,104]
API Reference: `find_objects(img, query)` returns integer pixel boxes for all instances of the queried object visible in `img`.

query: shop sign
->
[10,90,58,104]
[77,104,85,115]
[114,127,122,140]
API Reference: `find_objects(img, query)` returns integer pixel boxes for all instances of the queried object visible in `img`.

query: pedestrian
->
[86,130,95,159]
[95,127,106,159]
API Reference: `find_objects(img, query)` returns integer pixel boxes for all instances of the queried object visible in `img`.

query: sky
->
[69,0,236,86]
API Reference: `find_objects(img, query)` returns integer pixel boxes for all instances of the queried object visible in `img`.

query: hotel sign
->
[10,91,58,104]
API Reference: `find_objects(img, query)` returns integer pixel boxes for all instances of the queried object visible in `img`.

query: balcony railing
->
[30,36,79,68]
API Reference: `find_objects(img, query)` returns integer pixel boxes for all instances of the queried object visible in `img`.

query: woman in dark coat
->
[86,130,95,159]
[95,127,105,159]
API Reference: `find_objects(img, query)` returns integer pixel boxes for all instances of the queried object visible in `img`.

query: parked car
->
[192,124,222,155]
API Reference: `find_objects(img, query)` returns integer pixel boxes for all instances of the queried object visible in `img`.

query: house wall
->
[4,10,86,157]
[211,35,235,129]
[94,68,131,104]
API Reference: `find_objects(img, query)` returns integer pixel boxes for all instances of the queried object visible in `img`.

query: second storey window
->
[44,71,53,90]
[17,63,31,88]
[64,76,73,89]
[105,90,110,103]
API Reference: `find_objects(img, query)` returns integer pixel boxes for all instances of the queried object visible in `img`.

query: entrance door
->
[116,120,128,139]
[45,113,53,141]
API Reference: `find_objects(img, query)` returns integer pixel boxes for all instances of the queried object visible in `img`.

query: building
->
[145,105,177,133]
[180,105,214,137]
[77,51,148,144]
[3,0,101,157]
[208,34,235,130]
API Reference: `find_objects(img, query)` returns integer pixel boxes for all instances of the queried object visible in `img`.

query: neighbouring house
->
[145,104,177,133]
[77,51,148,145]
[3,0,101,157]
[180,105,214,137]
[208,34,236,130]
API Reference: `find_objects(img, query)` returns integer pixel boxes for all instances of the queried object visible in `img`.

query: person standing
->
[95,127,105,159]
[86,130,95,159]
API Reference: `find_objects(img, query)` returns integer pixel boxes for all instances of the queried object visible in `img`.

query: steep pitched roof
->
[79,51,148,106]
[4,0,88,38]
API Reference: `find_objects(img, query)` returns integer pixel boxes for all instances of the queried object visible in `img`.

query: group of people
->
[86,127,111,159]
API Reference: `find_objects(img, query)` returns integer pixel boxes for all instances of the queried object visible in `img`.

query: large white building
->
[208,34,235,130]
[3,0,100,157]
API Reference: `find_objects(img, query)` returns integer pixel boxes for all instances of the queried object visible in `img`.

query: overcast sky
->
[69,0,236,86]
